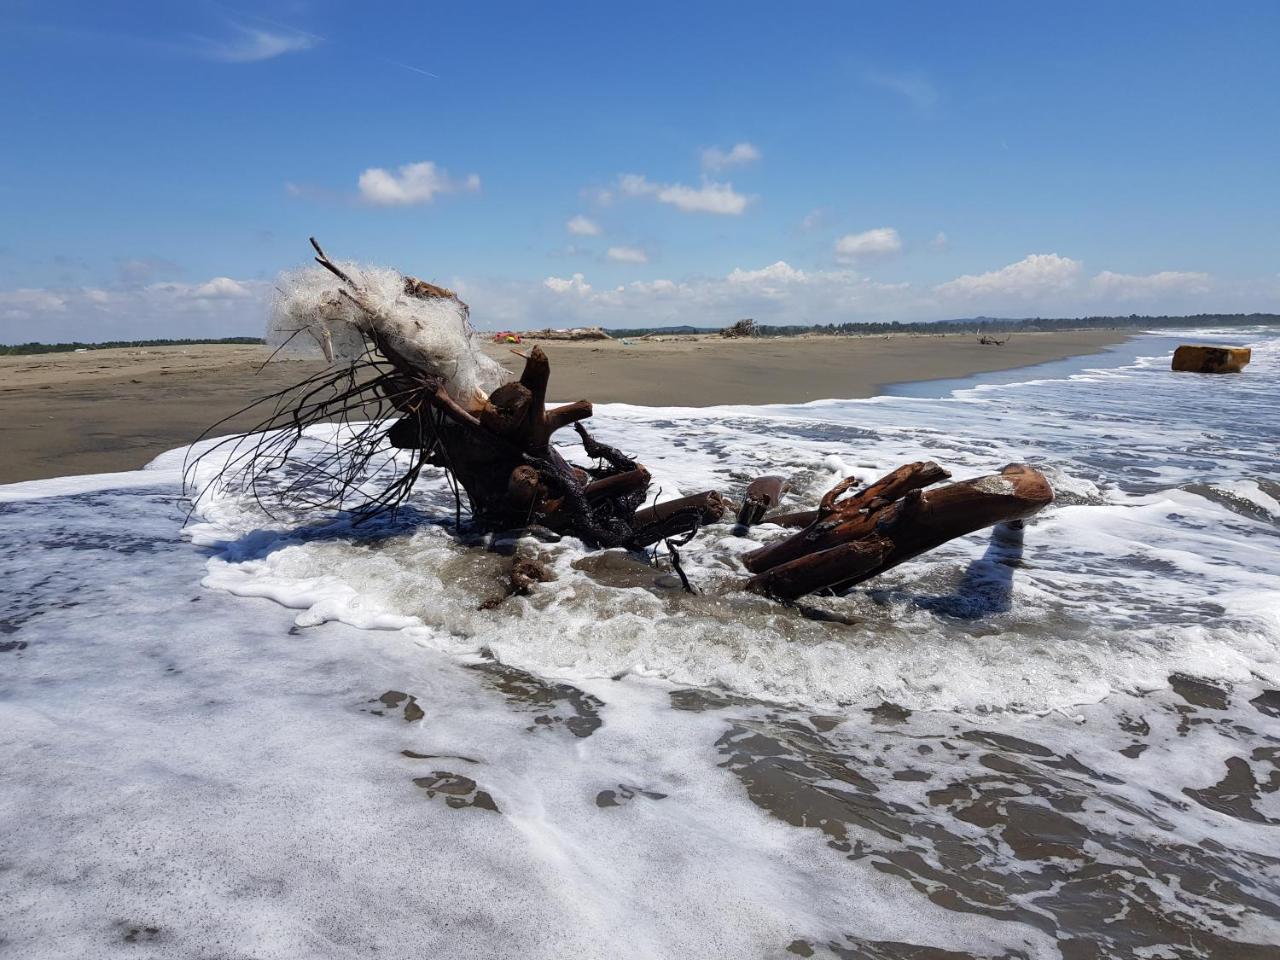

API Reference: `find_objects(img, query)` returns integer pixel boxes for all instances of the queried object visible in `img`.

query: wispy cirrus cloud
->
[200,23,317,63]
[865,69,939,112]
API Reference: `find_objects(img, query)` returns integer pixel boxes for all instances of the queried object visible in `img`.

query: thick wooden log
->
[479,382,533,437]
[629,491,727,548]
[746,539,891,601]
[763,508,822,529]
[745,464,1053,599]
[743,461,950,573]
[544,399,594,437]
[1171,344,1251,374]
[583,465,651,502]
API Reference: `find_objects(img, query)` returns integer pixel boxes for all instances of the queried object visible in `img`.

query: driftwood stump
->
[744,462,1053,600]
[200,238,1060,605]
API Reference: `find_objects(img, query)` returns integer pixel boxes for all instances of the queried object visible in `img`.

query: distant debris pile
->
[1171,344,1251,374]
[721,318,758,339]
[977,333,1009,346]
[523,326,612,341]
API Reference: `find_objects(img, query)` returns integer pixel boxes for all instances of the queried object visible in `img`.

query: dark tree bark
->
[744,463,1053,600]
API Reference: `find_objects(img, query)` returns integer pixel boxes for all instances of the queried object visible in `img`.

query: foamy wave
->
[185,328,1280,714]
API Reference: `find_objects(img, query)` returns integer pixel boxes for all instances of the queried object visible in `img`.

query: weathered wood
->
[746,539,891,601]
[743,461,950,574]
[746,464,1053,600]
[735,474,791,530]
[1171,344,1251,374]
[820,460,950,517]
[630,491,728,548]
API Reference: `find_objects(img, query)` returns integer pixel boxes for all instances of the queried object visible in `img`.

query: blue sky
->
[2,0,1277,341]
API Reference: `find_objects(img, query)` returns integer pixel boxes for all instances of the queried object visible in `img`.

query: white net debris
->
[267,262,509,404]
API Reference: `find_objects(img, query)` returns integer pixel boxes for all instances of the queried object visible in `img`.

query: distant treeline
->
[610,314,1280,339]
[0,337,265,356]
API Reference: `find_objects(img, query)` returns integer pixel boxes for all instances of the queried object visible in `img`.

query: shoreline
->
[0,329,1129,484]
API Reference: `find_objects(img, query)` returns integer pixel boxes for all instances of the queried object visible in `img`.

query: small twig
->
[665,540,697,595]
[310,236,358,288]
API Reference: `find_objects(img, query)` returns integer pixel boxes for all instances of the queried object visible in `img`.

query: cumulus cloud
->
[1090,270,1210,300]
[606,246,648,264]
[543,273,593,295]
[358,161,481,206]
[936,253,1082,299]
[0,278,268,343]
[930,231,949,251]
[726,261,808,286]
[700,142,761,172]
[192,277,255,298]
[3,254,1232,347]
[835,228,902,261]
[619,174,752,215]
[520,260,911,329]
[566,215,601,236]
[202,24,316,63]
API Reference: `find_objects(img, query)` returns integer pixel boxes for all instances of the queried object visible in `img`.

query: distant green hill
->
[0,337,265,356]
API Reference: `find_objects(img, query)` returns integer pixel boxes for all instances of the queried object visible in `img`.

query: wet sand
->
[0,330,1126,483]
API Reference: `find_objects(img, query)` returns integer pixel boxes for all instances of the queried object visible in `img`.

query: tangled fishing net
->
[267,262,507,405]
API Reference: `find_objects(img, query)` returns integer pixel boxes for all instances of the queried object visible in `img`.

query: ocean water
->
[2,330,1278,958]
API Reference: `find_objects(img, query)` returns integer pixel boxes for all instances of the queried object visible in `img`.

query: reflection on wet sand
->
[670,680,1280,959]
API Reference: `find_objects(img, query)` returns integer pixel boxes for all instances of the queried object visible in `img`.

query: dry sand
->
[0,330,1127,483]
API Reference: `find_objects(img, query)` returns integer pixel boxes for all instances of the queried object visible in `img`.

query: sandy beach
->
[0,330,1125,484]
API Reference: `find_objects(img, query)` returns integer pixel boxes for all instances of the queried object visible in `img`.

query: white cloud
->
[619,174,752,215]
[472,251,1237,331]
[203,24,316,63]
[0,278,268,343]
[357,162,481,207]
[930,231,949,250]
[566,215,601,236]
[701,142,761,172]
[1090,270,1210,300]
[2,256,1236,347]
[606,246,648,264]
[192,277,255,299]
[935,253,1081,299]
[544,273,593,296]
[835,228,902,261]
[494,261,913,329]
[726,261,808,285]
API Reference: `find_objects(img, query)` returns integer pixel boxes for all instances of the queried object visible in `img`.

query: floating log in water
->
[1171,344,1251,374]
[744,463,1054,600]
